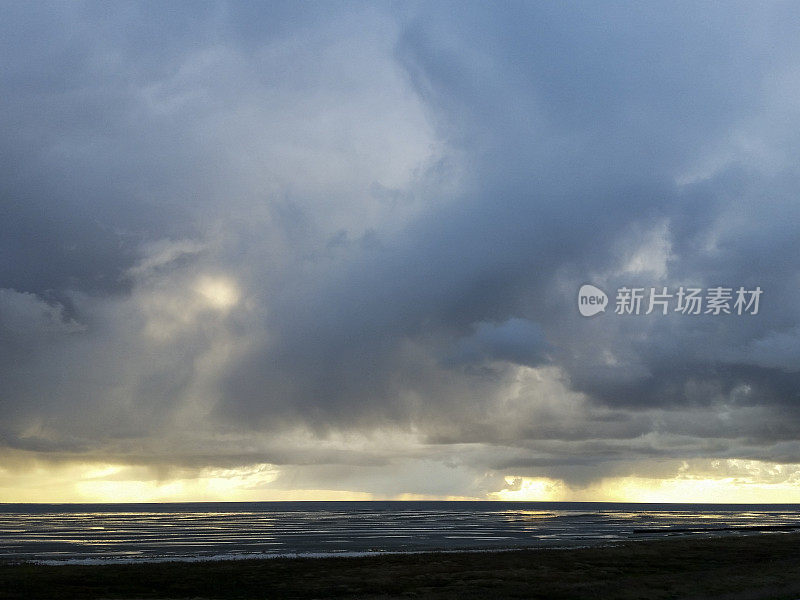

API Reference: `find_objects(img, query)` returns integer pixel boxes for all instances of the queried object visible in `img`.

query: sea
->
[2,501,800,564]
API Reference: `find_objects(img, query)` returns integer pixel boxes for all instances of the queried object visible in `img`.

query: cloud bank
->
[2,1,800,501]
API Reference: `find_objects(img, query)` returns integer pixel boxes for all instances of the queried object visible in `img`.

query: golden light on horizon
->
[490,477,565,501]
[4,456,800,504]
[492,460,800,504]
[0,459,372,503]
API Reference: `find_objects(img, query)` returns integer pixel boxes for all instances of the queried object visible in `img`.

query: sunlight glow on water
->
[2,501,800,563]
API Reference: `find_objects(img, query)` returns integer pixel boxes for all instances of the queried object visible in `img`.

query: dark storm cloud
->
[2,1,800,490]
[0,1,218,298]
[220,2,800,430]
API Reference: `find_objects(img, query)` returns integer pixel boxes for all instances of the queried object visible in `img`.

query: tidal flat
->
[4,531,800,599]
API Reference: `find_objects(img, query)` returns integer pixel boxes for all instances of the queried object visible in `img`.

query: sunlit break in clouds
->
[2,1,800,503]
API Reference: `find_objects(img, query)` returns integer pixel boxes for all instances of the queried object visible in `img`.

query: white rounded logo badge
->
[578,284,608,317]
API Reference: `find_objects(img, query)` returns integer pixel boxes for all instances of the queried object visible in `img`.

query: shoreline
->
[4,531,800,599]
[13,530,794,567]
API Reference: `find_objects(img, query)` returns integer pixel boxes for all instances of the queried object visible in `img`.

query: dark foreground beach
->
[4,532,800,600]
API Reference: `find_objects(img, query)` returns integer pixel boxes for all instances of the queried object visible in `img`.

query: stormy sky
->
[2,1,800,502]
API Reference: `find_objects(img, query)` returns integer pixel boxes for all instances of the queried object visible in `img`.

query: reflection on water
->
[1,501,800,563]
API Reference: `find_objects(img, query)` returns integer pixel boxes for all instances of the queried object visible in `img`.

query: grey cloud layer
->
[2,1,800,491]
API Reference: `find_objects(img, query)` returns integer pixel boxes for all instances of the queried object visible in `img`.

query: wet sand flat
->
[4,532,800,599]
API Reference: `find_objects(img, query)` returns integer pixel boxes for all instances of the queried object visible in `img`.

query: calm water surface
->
[2,501,800,563]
